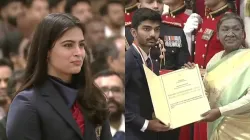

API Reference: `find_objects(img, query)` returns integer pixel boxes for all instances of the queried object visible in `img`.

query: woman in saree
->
[185,12,250,140]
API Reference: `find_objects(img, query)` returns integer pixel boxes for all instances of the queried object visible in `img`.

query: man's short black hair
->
[99,0,123,16]
[23,0,33,8]
[132,8,162,29]
[0,58,14,70]
[65,0,90,13]
[0,31,23,59]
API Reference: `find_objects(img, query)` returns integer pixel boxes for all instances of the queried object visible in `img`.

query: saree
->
[203,49,250,140]
[246,0,250,17]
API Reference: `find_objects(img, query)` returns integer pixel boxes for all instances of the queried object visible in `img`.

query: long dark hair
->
[16,13,109,125]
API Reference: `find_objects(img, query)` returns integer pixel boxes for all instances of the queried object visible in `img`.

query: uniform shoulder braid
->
[209,4,230,18]
[125,3,138,27]
[161,20,182,28]
[125,2,138,13]
[170,4,186,17]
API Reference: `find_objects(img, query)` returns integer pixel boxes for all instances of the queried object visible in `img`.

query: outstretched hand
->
[201,108,221,122]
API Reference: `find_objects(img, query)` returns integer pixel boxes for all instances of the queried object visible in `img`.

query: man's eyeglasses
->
[100,86,124,95]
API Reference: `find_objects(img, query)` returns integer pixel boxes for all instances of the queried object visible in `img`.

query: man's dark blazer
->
[126,23,190,70]
[125,45,180,140]
[6,80,112,140]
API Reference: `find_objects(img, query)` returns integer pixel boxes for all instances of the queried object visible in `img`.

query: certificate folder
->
[143,64,210,129]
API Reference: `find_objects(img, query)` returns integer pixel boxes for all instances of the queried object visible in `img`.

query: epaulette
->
[162,21,182,28]
[209,4,229,18]
[125,3,138,13]
[125,3,137,27]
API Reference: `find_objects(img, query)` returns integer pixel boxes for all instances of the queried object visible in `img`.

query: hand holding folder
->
[143,64,210,129]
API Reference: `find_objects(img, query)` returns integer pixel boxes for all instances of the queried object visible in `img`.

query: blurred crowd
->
[0,0,125,139]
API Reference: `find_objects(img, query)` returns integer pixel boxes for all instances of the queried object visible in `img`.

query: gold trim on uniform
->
[209,4,229,18]
[169,4,186,17]
[125,3,138,13]
[95,125,102,140]
[162,21,182,28]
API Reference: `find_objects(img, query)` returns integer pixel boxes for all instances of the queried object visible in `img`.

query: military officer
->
[185,1,235,69]
[195,4,233,70]
[162,0,192,28]
[162,0,194,57]
[152,22,190,71]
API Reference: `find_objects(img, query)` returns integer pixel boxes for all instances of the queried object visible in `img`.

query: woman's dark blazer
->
[6,79,112,140]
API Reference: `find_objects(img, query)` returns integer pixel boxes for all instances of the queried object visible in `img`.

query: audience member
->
[94,70,125,140]
[0,59,13,96]
[100,0,124,37]
[84,17,106,62]
[91,36,125,76]
[0,58,13,119]
[0,31,24,69]
[0,0,24,39]
[65,0,93,23]
[7,70,25,98]
[0,94,11,140]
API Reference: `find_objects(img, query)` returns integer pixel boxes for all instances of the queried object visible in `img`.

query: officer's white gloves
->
[184,13,202,55]
[184,13,202,34]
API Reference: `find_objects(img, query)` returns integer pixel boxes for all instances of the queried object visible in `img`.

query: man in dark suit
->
[126,0,190,71]
[125,8,180,140]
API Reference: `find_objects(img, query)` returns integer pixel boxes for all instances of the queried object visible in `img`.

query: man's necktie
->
[113,131,125,140]
[146,58,152,70]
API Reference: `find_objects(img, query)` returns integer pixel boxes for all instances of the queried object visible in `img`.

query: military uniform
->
[126,20,189,71]
[161,4,192,28]
[125,3,138,46]
[150,20,190,71]
[126,8,190,71]
[194,4,231,69]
